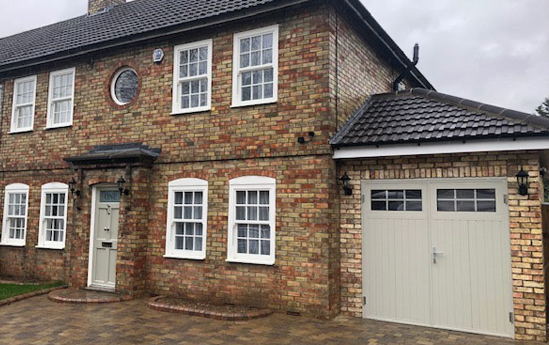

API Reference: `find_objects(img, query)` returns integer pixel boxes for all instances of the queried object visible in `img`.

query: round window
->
[111,68,138,105]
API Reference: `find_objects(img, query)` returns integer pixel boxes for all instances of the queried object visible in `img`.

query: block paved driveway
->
[0,295,542,345]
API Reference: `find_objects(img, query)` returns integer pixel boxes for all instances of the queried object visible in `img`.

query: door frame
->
[360,177,514,338]
[87,184,119,290]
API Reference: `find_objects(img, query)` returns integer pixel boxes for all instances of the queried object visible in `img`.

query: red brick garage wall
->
[337,151,546,342]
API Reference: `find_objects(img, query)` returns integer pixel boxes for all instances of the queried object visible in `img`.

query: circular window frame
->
[110,67,139,106]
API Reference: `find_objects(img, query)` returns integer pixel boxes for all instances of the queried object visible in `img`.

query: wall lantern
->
[68,178,80,196]
[339,172,353,196]
[117,176,130,196]
[515,167,529,196]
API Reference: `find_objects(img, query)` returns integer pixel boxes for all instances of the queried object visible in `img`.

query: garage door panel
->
[362,179,514,338]
[431,219,473,331]
[363,217,431,325]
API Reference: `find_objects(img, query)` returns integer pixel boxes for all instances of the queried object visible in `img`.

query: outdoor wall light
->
[68,178,80,196]
[340,172,353,196]
[117,176,130,196]
[515,167,529,196]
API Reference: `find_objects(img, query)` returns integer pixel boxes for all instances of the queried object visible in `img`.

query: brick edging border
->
[147,296,273,321]
[48,290,133,304]
[0,285,68,307]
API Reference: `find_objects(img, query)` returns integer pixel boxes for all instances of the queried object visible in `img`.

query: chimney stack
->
[88,0,125,15]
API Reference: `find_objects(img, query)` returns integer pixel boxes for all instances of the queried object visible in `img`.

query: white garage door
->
[362,179,514,338]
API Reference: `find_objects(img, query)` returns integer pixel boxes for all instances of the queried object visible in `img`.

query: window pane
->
[199,47,208,61]
[185,236,194,250]
[456,189,475,199]
[195,192,203,204]
[195,237,203,251]
[181,50,189,64]
[252,71,263,84]
[240,54,250,68]
[236,191,246,204]
[248,191,258,204]
[175,192,183,204]
[249,225,259,238]
[114,69,138,104]
[406,201,422,211]
[194,206,202,220]
[264,68,274,83]
[262,49,272,64]
[175,236,184,250]
[261,240,270,256]
[259,207,269,221]
[251,51,261,66]
[406,190,422,199]
[199,61,207,75]
[259,191,269,204]
[249,240,259,254]
[236,206,246,220]
[477,189,495,199]
[261,225,270,239]
[477,201,496,212]
[184,192,193,204]
[437,189,455,199]
[242,86,251,101]
[183,206,192,219]
[457,200,475,212]
[185,223,194,236]
[253,85,262,100]
[238,224,247,238]
[190,49,198,62]
[371,201,386,211]
[240,38,250,53]
[263,33,273,48]
[371,190,386,199]
[195,223,203,236]
[388,201,404,211]
[387,190,404,199]
[437,201,455,212]
[247,206,258,220]
[238,239,247,253]
[175,222,184,235]
[264,83,274,98]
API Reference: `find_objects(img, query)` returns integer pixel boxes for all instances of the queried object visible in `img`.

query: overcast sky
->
[0,0,548,113]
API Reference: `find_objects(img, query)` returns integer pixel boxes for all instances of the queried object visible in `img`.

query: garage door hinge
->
[509,312,514,323]
[504,194,508,204]
[363,296,366,305]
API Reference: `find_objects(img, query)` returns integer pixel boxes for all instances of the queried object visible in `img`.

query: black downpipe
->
[392,44,419,91]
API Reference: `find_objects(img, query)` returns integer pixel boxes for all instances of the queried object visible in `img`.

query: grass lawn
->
[0,282,64,301]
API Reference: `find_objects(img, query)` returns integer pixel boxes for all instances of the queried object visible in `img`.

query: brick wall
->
[338,151,546,341]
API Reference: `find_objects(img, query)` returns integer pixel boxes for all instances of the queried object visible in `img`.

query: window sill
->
[0,243,25,247]
[230,99,277,109]
[171,108,211,116]
[226,258,275,266]
[45,124,72,130]
[36,245,65,250]
[9,129,33,134]
[163,254,205,261]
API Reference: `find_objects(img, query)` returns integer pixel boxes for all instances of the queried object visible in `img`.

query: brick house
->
[0,0,547,342]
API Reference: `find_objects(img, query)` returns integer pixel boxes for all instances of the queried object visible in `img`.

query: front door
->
[90,188,120,290]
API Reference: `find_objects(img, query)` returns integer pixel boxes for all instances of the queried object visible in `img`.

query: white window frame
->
[227,176,276,265]
[1,183,29,247]
[47,68,75,129]
[172,39,213,115]
[37,183,69,250]
[232,25,279,108]
[164,178,208,260]
[10,76,37,133]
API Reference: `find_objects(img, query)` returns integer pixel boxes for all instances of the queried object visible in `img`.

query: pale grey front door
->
[90,189,120,289]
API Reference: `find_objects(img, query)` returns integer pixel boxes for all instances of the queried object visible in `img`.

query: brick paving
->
[0,295,543,345]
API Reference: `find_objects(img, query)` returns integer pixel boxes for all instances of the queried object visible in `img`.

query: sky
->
[0,0,548,113]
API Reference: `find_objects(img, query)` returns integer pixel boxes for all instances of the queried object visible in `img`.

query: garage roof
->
[331,88,549,147]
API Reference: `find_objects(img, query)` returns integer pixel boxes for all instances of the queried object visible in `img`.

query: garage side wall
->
[338,151,546,342]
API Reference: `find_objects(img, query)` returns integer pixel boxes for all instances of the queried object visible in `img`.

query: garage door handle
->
[433,247,443,264]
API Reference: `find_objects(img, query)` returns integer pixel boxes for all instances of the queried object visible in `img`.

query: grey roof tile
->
[0,0,277,69]
[331,88,549,147]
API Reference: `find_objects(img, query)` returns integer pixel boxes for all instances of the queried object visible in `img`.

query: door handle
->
[433,247,443,264]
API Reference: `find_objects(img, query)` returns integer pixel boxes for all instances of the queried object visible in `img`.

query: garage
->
[361,178,514,337]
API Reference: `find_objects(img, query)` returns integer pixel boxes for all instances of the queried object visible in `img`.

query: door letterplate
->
[102,242,113,248]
